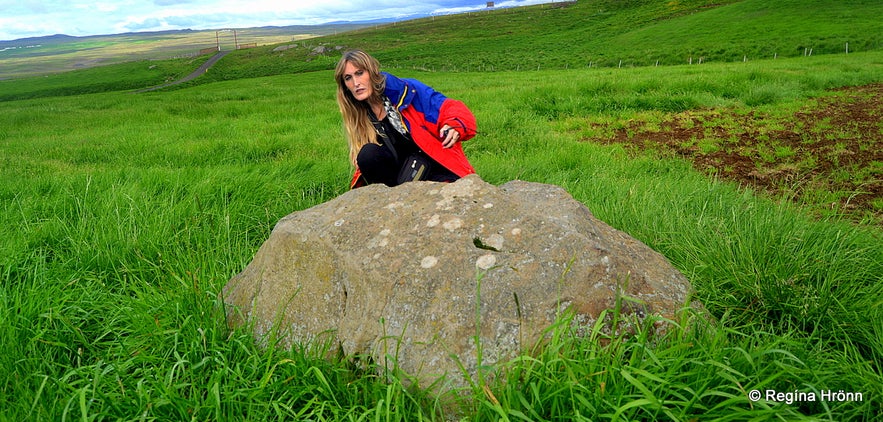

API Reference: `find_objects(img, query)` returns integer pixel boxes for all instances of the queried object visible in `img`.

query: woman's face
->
[342,61,373,102]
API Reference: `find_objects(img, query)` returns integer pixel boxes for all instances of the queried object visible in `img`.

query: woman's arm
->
[438,98,477,147]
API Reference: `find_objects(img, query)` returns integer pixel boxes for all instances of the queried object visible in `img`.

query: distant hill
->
[0,33,78,45]
[0,24,372,79]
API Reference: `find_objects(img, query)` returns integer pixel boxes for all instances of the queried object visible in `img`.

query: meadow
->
[2,0,882,420]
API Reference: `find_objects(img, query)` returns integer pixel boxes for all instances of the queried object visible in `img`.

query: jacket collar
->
[382,72,411,109]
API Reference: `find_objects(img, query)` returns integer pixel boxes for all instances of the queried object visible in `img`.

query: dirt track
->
[136,50,230,92]
[595,83,883,225]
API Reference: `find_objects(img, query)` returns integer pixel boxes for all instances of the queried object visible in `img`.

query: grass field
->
[1,0,882,420]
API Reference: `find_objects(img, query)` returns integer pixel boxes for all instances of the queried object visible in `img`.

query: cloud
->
[0,0,557,41]
[0,19,43,39]
[2,0,49,14]
[153,0,197,5]
[121,17,167,33]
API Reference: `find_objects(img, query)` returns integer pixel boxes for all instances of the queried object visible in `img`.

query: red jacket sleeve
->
[439,99,477,141]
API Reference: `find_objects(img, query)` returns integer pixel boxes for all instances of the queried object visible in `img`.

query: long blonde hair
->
[334,50,386,166]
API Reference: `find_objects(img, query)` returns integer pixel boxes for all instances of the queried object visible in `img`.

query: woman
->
[334,50,477,189]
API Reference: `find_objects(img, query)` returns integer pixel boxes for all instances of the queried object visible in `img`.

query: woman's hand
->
[439,125,460,148]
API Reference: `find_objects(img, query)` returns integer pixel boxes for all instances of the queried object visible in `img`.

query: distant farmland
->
[0,24,369,79]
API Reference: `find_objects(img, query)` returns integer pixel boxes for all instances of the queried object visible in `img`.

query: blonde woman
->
[334,50,477,188]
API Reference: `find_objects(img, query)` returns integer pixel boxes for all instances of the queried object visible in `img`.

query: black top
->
[369,109,417,164]
[380,116,418,163]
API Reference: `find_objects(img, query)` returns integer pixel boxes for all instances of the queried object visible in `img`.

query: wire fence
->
[380,43,874,74]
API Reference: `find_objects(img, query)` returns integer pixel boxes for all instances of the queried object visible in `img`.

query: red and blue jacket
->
[350,72,477,189]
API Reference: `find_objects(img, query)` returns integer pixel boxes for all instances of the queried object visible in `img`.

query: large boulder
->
[222,175,699,392]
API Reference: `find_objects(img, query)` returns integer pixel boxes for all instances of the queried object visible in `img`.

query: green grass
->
[3,54,882,420]
[0,58,199,101]
[2,0,883,420]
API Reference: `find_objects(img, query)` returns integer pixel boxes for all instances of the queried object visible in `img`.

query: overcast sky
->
[1,0,557,41]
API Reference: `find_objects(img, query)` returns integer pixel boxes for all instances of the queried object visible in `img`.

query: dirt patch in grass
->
[594,83,883,226]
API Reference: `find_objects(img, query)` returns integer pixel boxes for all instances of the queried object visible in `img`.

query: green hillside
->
[199,0,883,82]
[2,0,881,99]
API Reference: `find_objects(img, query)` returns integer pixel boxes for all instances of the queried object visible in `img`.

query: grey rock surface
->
[222,175,699,391]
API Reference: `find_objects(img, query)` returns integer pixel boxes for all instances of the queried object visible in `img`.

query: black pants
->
[356,143,458,187]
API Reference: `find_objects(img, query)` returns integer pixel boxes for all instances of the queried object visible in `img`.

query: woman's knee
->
[357,143,397,185]
[357,143,391,167]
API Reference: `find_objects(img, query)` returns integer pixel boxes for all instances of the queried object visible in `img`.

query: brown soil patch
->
[593,83,883,225]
